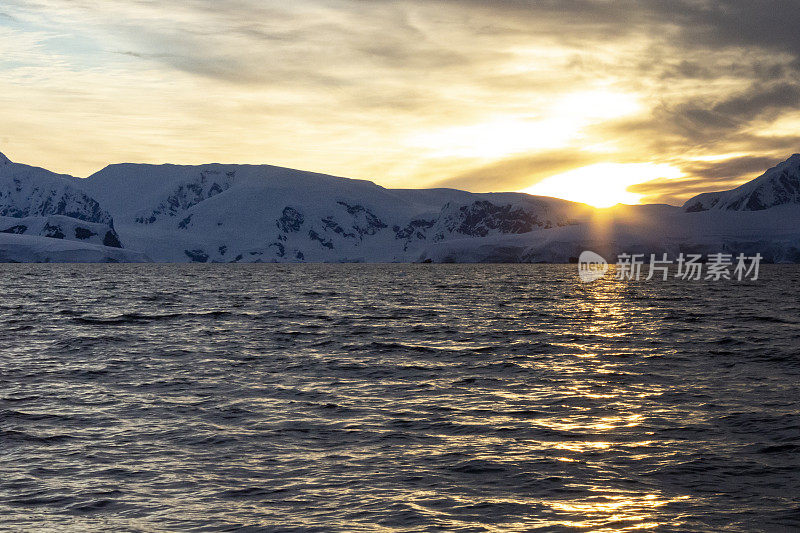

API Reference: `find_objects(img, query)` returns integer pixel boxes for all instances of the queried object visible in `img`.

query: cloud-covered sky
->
[2,0,799,205]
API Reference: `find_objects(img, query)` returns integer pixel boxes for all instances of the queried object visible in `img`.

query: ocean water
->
[1,264,799,532]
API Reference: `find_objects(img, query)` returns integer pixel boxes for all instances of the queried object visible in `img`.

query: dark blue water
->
[1,264,799,532]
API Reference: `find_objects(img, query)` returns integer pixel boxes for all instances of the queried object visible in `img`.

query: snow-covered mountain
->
[3,150,800,263]
[0,153,113,225]
[73,162,589,262]
[683,154,800,212]
[0,152,142,262]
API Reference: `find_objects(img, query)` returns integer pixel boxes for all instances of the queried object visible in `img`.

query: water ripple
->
[0,264,798,532]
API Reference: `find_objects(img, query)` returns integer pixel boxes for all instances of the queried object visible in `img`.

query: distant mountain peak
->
[767,152,800,173]
[683,152,800,212]
[0,153,115,226]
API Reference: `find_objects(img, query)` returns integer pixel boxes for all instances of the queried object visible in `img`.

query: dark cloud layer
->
[437,0,800,58]
[670,83,800,136]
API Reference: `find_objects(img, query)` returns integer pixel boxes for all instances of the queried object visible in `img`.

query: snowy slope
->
[0,233,149,263]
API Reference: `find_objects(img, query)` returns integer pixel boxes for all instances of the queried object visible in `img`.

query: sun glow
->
[407,90,642,160]
[520,162,683,208]
[409,117,578,159]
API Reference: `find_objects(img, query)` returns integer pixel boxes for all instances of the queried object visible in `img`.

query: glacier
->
[2,150,800,263]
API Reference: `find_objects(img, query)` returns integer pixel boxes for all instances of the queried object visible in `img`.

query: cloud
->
[1,0,800,198]
[627,178,741,206]
[668,83,800,137]
[646,1,800,58]
[682,155,783,180]
[627,155,785,204]
[431,150,608,192]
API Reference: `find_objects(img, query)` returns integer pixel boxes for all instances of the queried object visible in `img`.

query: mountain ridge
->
[683,154,800,212]
[2,150,800,262]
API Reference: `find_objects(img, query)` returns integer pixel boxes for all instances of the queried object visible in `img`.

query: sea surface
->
[1,264,799,532]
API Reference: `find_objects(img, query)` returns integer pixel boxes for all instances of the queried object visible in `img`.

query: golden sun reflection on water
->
[501,272,692,531]
[546,491,691,530]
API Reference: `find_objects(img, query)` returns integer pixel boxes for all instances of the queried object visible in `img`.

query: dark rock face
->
[277,207,304,233]
[266,199,569,260]
[335,201,387,237]
[1,224,27,234]
[136,170,232,224]
[395,200,572,249]
[301,201,388,251]
[43,223,65,239]
[178,215,194,229]
[394,219,436,251]
[321,217,356,239]
[57,196,110,225]
[442,201,549,237]
[308,229,334,249]
[775,169,800,200]
[74,227,97,240]
[395,219,435,240]
[0,179,113,226]
[269,242,286,257]
[103,231,123,248]
[184,249,209,262]
[684,202,707,213]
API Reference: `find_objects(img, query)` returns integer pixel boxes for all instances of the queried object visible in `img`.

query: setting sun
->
[519,163,683,208]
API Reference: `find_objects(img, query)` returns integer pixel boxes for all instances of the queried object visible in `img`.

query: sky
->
[2,0,800,207]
